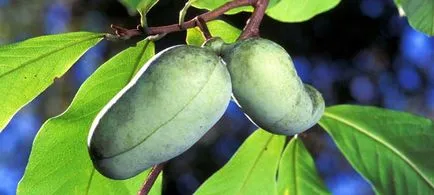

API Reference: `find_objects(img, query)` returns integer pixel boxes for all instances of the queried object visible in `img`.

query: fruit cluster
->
[87,37,325,180]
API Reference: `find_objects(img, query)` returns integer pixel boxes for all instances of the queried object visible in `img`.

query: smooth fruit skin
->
[88,45,232,180]
[221,38,324,136]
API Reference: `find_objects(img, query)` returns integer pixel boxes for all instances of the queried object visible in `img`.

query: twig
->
[109,0,257,40]
[108,24,143,40]
[195,16,213,40]
[239,0,269,39]
[138,164,164,195]
[146,0,254,35]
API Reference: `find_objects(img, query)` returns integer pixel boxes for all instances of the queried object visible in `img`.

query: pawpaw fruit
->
[88,45,232,180]
[219,38,324,136]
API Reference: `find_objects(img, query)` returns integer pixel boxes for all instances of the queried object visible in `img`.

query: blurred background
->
[0,0,432,194]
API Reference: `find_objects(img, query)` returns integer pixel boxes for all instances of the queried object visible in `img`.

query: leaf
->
[191,0,281,15]
[120,0,159,15]
[0,32,103,132]
[277,136,330,195]
[186,20,241,46]
[319,105,434,195]
[87,170,162,195]
[265,0,340,22]
[195,129,285,195]
[119,0,159,27]
[399,0,434,36]
[17,40,160,195]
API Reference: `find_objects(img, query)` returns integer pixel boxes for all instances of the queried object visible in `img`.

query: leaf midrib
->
[85,169,96,195]
[292,139,298,195]
[236,134,275,195]
[322,111,434,190]
[0,34,102,78]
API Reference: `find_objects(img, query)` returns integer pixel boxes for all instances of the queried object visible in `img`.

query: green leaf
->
[186,20,241,46]
[0,32,103,132]
[191,0,281,15]
[277,136,330,195]
[17,40,160,195]
[319,105,434,195]
[266,0,340,22]
[119,0,159,27]
[399,0,434,36]
[195,129,285,195]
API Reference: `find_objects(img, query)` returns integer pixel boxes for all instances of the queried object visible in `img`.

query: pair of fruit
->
[87,37,325,180]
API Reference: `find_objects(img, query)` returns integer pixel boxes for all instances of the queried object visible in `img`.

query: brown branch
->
[195,16,212,40]
[138,164,164,195]
[239,0,269,40]
[110,24,142,39]
[108,0,257,40]
[107,0,269,41]
[146,0,254,35]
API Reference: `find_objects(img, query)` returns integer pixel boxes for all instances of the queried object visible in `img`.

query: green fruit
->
[219,38,324,136]
[88,45,232,180]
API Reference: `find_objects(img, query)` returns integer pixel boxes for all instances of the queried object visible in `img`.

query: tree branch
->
[239,0,269,40]
[137,164,164,195]
[108,0,259,40]
[145,0,254,35]
[195,16,213,40]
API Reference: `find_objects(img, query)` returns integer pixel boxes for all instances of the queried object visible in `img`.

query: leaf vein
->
[323,112,434,190]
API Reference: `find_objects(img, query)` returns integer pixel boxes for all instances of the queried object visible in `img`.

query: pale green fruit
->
[220,38,324,136]
[88,45,232,180]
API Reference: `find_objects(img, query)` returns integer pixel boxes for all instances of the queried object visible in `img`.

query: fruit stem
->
[195,16,213,40]
[138,163,164,195]
[108,0,259,40]
[239,0,269,40]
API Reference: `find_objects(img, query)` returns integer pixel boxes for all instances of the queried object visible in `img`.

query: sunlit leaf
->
[17,41,161,195]
[399,0,434,36]
[319,105,434,195]
[186,20,241,46]
[0,32,103,132]
[277,136,330,195]
[265,0,340,22]
[195,129,285,195]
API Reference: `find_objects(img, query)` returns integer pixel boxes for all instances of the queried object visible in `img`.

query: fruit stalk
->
[138,164,164,195]
[239,0,269,39]
[194,16,212,40]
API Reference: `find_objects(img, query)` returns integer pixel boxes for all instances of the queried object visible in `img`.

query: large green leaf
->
[0,32,103,132]
[186,20,241,46]
[17,40,161,195]
[265,0,340,22]
[195,129,285,195]
[277,136,330,195]
[319,105,434,195]
[399,0,434,36]
[191,0,281,15]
